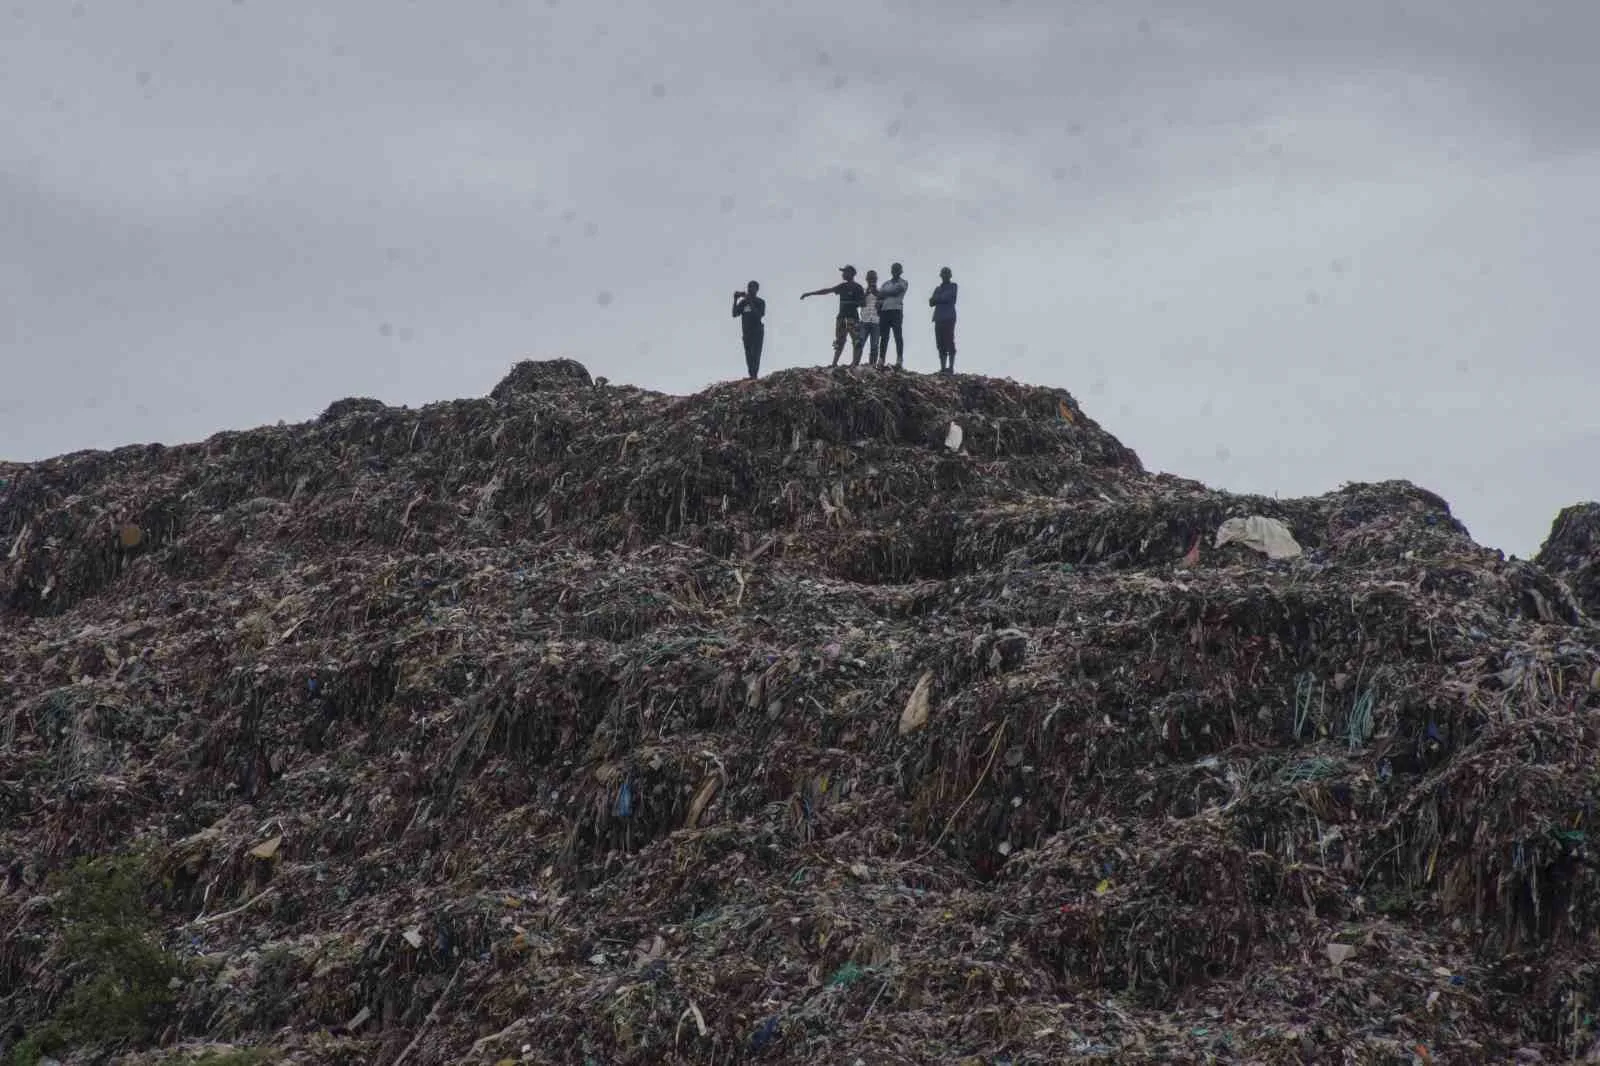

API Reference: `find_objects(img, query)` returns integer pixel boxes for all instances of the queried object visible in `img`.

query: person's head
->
[890,262,903,277]
[865,269,878,285]
[840,265,857,280]
[939,266,952,280]
[746,280,760,295]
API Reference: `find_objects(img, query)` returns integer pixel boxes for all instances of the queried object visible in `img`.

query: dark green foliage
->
[5,1035,52,1066]
[33,850,186,1054]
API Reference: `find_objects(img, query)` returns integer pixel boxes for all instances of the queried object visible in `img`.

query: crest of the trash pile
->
[1536,501,1600,617]
[319,396,388,423]
[489,357,595,400]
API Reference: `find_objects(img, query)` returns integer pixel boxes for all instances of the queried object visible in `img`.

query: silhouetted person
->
[801,265,865,366]
[859,269,883,366]
[877,262,908,367]
[732,281,766,379]
[930,266,958,374]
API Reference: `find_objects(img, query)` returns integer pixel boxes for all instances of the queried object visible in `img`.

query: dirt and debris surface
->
[2,360,1598,1065]
[1538,503,1600,620]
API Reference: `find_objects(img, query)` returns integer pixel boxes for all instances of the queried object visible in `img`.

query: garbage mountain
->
[2,361,1598,1065]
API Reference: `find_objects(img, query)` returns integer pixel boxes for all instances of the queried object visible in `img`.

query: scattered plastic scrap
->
[247,835,282,860]
[1215,515,1303,559]
[899,671,934,735]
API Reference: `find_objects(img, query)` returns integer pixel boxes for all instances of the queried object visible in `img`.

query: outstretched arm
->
[801,283,840,299]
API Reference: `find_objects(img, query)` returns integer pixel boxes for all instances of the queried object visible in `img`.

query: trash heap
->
[1537,503,1600,618]
[1,360,1598,1066]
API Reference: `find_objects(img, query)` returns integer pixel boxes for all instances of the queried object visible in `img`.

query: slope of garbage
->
[1,360,1598,1065]
[1538,503,1600,620]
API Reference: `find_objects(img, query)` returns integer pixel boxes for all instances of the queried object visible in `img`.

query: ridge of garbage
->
[1,359,1598,1065]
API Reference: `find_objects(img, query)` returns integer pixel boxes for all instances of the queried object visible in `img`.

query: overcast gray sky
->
[2,0,1595,556]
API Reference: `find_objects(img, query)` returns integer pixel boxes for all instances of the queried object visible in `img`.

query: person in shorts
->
[801,265,865,366]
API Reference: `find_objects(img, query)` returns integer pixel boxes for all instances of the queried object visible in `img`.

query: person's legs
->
[934,320,954,372]
[832,316,847,365]
[845,319,862,365]
[744,330,763,379]
[882,311,904,365]
[863,323,881,365]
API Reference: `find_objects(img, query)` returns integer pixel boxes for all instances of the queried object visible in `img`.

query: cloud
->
[2,0,1597,555]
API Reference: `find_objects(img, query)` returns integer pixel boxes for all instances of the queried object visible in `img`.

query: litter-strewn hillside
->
[2,360,1598,1065]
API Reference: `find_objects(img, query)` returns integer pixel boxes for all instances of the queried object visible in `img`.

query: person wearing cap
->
[929,266,958,374]
[731,280,767,380]
[801,265,866,366]
[857,269,883,366]
[876,262,908,368]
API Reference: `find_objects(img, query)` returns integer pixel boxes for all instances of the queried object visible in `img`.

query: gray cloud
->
[3,0,1597,555]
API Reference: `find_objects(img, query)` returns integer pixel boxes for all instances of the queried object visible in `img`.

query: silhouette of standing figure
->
[732,280,766,379]
[930,266,958,374]
[877,262,908,367]
[801,265,866,366]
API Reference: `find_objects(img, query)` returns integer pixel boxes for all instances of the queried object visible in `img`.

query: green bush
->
[32,850,186,1053]
[5,1034,53,1066]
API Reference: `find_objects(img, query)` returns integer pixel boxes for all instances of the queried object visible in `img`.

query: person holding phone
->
[732,280,766,379]
[858,269,883,366]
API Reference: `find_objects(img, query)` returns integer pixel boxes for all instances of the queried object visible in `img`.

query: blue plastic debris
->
[1424,723,1445,756]
[750,1016,779,1053]
[614,779,634,818]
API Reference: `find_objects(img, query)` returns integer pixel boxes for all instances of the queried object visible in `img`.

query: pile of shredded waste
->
[2,360,1598,1065]
[1538,503,1600,619]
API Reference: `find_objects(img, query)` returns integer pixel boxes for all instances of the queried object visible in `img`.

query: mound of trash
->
[1537,503,1600,619]
[1,360,1597,1065]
